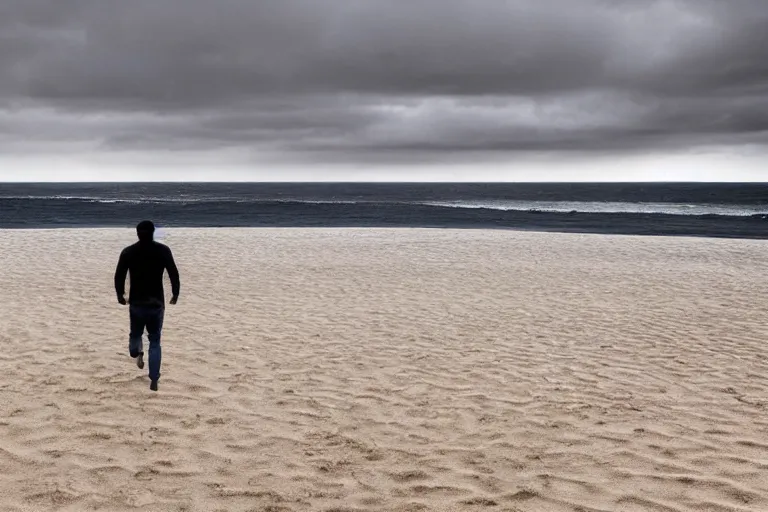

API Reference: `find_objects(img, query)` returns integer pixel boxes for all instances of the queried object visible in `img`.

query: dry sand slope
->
[0,228,767,512]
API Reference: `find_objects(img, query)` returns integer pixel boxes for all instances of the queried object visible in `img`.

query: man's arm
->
[114,249,129,304]
[165,246,180,303]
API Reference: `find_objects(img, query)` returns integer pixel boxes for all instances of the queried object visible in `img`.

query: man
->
[114,220,180,391]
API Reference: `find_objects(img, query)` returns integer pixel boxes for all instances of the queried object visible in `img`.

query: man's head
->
[136,220,155,242]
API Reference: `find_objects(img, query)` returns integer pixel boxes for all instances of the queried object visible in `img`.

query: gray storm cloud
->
[0,0,766,166]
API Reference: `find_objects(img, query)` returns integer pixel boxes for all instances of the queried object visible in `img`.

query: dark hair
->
[136,220,155,241]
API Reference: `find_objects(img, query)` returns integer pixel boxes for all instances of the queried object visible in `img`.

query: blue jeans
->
[129,305,164,382]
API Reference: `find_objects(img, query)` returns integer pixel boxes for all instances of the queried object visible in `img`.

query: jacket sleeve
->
[165,247,181,298]
[114,249,129,298]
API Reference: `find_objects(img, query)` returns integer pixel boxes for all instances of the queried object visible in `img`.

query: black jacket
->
[115,241,180,306]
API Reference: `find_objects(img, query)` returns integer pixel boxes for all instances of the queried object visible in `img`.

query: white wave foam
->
[422,201,767,217]
[2,195,764,217]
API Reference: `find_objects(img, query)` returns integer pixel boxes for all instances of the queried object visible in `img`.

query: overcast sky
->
[1,0,766,182]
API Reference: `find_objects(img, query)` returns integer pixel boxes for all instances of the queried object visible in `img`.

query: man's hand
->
[170,296,178,305]
[117,296,127,305]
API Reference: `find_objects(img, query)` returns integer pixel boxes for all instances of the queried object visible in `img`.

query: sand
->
[0,227,767,512]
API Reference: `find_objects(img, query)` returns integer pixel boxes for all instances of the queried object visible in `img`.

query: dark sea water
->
[1,182,768,239]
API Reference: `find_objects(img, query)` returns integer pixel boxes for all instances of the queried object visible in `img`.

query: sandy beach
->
[0,227,767,512]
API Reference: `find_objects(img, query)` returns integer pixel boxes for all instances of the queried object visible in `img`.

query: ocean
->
[1,182,767,239]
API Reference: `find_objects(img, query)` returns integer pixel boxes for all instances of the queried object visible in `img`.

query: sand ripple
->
[0,228,767,511]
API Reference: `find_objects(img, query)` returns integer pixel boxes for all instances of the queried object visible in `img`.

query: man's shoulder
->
[120,241,171,257]
[120,243,138,255]
[148,241,173,259]
[153,241,172,253]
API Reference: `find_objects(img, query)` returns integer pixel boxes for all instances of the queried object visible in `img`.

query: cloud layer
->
[1,0,767,172]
